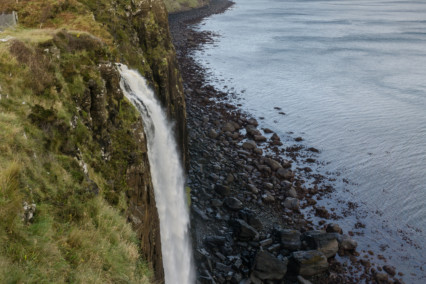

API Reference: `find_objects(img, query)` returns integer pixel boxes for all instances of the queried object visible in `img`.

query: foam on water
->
[118,64,194,284]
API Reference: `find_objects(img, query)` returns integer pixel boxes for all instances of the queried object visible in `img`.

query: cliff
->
[0,0,187,282]
[163,0,210,13]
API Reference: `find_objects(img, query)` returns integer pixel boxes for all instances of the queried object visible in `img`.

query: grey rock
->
[265,158,282,171]
[326,223,343,234]
[251,251,288,281]
[238,209,263,230]
[247,118,259,127]
[224,197,243,210]
[214,184,230,196]
[276,229,301,251]
[211,199,223,207]
[242,140,256,150]
[208,128,219,139]
[292,250,328,277]
[231,219,259,241]
[223,122,236,132]
[297,275,312,284]
[303,230,339,258]
[283,197,300,210]
[254,135,267,142]
[276,168,294,180]
[338,234,357,251]
[287,187,298,198]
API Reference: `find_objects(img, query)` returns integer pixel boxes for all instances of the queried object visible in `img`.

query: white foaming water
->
[118,64,194,284]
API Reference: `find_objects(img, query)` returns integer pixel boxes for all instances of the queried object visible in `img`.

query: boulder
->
[251,251,288,281]
[242,140,256,150]
[283,197,300,211]
[238,209,263,230]
[231,219,259,241]
[291,250,328,277]
[264,158,282,171]
[214,184,230,196]
[254,135,267,142]
[275,229,301,251]
[338,234,357,251]
[277,168,294,180]
[303,231,339,258]
[224,197,243,211]
[326,223,343,234]
[223,122,236,132]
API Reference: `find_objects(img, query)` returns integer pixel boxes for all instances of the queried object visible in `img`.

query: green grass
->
[0,26,152,284]
[163,0,209,13]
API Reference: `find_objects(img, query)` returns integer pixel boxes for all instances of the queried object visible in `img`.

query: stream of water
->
[118,65,194,284]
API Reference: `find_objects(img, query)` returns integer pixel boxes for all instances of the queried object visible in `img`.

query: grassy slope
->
[0,0,176,282]
[163,0,209,13]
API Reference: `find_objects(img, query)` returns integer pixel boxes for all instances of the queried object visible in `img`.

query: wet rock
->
[374,272,390,283]
[275,229,301,251]
[303,230,339,258]
[253,148,263,155]
[231,219,259,241]
[242,140,256,150]
[224,197,243,210]
[251,251,288,282]
[291,250,329,277]
[223,122,236,132]
[214,184,230,196]
[271,133,281,141]
[254,135,267,142]
[281,180,293,190]
[283,197,300,210]
[315,206,330,218]
[247,118,259,127]
[287,187,298,198]
[265,158,282,171]
[208,128,219,139]
[338,234,357,251]
[259,238,273,247]
[383,265,396,277]
[326,223,343,234]
[276,168,294,180]
[263,128,273,134]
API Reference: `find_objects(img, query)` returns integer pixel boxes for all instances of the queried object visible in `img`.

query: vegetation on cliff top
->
[0,0,186,282]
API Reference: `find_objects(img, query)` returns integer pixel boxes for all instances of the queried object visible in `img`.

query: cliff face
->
[0,0,186,282]
[163,0,210,14]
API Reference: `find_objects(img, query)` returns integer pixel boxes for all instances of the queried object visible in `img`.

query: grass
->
[164,0,208,13]
[0,25,152,284]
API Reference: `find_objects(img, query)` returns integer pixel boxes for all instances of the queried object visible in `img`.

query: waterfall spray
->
[118,64,194,284]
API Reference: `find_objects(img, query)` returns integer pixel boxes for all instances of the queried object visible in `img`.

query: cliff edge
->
[0,0,187,282]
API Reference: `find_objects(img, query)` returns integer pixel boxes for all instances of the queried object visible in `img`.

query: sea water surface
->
[193,0,426,281]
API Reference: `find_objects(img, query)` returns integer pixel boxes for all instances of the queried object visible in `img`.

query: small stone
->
[383,265,396,276]
[211,199,223,207]
[208,128,219,139]
[247,118,259,126]
[287,187,298,198]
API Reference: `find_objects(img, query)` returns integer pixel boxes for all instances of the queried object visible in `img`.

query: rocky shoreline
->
[168,2,404,283]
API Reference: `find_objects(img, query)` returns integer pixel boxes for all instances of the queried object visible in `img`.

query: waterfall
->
[118,64,194,284]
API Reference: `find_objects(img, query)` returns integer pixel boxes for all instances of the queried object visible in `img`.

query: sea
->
[192,0,426,282]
